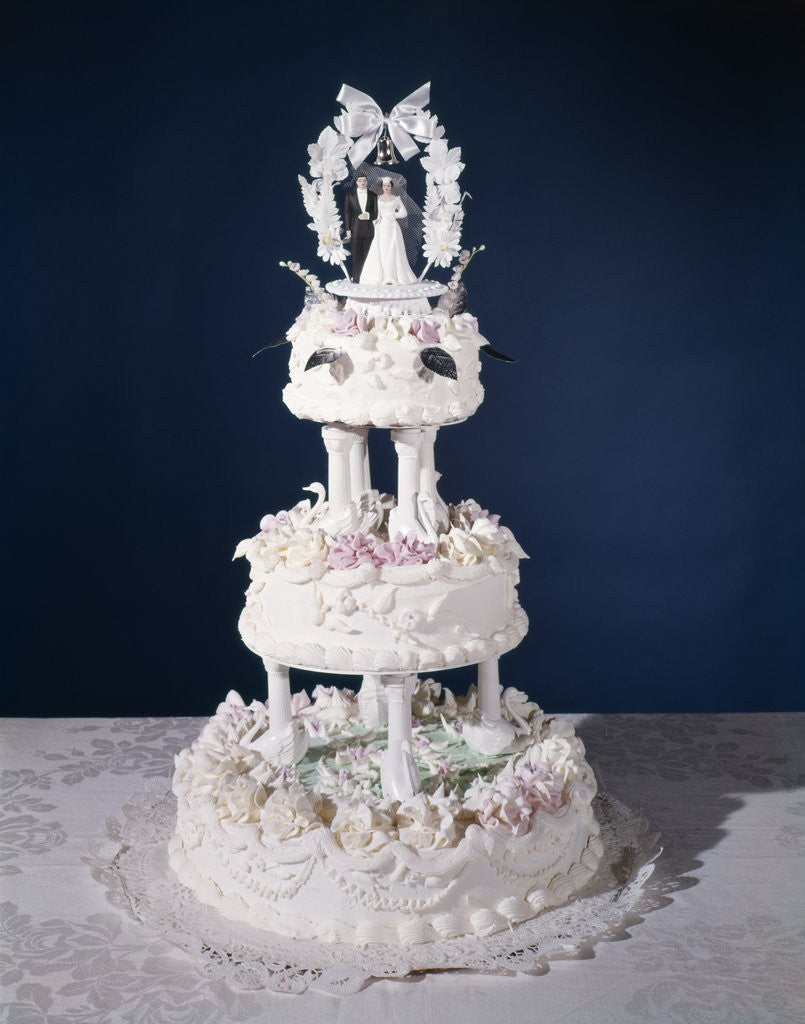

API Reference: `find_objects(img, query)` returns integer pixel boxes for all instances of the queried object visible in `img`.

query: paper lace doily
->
[87,782,661,996]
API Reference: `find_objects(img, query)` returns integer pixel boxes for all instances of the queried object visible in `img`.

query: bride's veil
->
[342,163,423,272]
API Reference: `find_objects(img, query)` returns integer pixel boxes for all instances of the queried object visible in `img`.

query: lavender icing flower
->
[331,309,369,337]
[374,531,436,567]
[326,532,379,570]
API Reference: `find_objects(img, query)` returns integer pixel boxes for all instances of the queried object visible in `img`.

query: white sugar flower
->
[422,214,463,269]
[439,526,486,566]
[282,528,331,571]
[421,139,464,186]
[316,229,348,266]
[307,126,350,181]
[525,735,585,783]
[469,516,504,555]
[260,782,320,841]
[396,784,463,852]
[330,799,397,855]
[219,774,268,824]
[437,180,461,206]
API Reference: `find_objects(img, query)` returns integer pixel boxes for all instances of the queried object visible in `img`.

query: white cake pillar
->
[358,673,388,727]
[418,425,449,536]
[249,659,309,765]
[321,424,353,516]
[388,427,425,540]
[462,657,517,756]
[380,673,420,800]
[348,426,371,498]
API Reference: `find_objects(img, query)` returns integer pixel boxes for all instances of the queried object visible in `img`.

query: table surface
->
[2,712,804,1024]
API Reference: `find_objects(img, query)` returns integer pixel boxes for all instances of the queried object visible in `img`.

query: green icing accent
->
[294,719,519,799]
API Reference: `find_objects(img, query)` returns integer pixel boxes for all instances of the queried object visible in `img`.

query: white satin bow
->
[335,82,436,168]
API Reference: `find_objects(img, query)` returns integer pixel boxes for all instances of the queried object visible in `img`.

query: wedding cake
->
[170,84,601,947]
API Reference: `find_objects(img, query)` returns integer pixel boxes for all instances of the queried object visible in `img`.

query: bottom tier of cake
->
[170,680,601,947]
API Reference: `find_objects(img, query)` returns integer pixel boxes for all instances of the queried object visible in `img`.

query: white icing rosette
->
[306,685,359,723]
[219,774,269,824]
[283,528,331,572]
[260,782,321,841]
[396,784,464,852]
[523,735,587,784]
[330,799,397,855]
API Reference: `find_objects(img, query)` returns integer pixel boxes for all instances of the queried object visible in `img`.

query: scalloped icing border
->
[170,784,602,947]
[282,380,484,429]
[239,603,529,673]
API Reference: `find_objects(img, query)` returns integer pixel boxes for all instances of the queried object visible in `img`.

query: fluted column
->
[266,659,293,730]
[388,427,424,539]
[348,426,371,498]
[380,673,420,800]
[358,673,387,727]
[321,424,353,515]
[479,658,506,720]
[462,656,516,756]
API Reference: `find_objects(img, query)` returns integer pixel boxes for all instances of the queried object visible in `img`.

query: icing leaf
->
[426,593,448,620]
[479,343,516,363]
[420,347,458,380]
[304,348,342,371]
[371,586,397,615]
[252,337,290,356]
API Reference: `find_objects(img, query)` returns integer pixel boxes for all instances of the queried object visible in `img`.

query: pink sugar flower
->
[513,762,565,815]
[326,532,379,570]
[411,318,443,346]
[331,309,363,337]
[374,532,436,567]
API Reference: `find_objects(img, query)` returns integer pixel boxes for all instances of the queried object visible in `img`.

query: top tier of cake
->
[277,84,504,430]
[281,281,489,430]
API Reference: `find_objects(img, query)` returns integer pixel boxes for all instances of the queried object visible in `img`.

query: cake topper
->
[295,84,472,284]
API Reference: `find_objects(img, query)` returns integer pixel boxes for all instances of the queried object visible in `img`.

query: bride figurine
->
[359,177,417,285]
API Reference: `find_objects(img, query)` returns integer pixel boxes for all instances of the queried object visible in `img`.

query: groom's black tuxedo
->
[344,187,378,282]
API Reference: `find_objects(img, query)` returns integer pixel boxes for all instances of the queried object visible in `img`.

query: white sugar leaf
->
[426,593,448,620]
[371,586,397,614]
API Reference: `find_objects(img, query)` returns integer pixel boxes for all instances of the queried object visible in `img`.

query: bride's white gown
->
[359,197,417,285]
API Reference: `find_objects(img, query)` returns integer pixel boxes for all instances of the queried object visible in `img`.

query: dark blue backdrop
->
[3,1,804,715]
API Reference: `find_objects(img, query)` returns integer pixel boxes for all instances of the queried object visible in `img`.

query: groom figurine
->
[343,174,377,282]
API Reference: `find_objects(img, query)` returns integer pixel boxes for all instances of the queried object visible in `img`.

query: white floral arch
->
[298,83,467,281]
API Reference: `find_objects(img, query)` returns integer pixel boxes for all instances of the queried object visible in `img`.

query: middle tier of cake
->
[239,556,528,674]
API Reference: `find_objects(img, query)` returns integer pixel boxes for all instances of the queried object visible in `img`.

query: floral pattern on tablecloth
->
[1,712,803,1023]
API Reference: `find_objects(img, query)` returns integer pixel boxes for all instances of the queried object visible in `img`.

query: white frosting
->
[281,303,486,428]
[235,495,529,674]
[170,690,602,946]
[239,557,527,673]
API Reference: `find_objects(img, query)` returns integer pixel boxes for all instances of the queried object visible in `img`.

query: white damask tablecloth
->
[1,713,803,1024]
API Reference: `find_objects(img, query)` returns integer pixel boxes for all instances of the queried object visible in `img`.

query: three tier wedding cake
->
[170,84,601,947]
